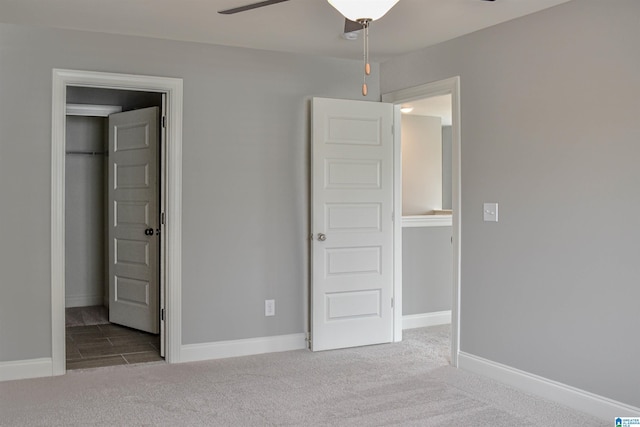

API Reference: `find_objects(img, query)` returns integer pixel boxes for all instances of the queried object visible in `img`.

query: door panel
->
[108,107,159,334]
[311,97,394,351]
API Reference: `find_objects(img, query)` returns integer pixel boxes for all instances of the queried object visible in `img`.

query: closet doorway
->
[51,69,184,375]
[65,87,163,369]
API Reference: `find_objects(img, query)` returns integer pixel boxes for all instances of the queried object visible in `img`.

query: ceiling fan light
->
[327,0,400,22]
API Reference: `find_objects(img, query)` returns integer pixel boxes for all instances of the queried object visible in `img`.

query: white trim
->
[403,311,451,329]
[51,69,183,378]
[180,334,307,363]
[458,352,640,421]
[392,105,403,343]
[0,358,52,382]
[51,71,66,376]
[65,294,104,308]
[66,104,122,117]
[402,215,452,228]
[383,76,462,367]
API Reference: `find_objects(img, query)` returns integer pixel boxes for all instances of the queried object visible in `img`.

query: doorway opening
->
[51,69,184,375]
[383,76,461,367]
[65,88,163,369]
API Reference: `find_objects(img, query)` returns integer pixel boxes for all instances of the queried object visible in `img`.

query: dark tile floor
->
[66,323,163,370]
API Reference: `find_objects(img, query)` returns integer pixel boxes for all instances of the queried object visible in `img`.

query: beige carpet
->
[0,326,604,426]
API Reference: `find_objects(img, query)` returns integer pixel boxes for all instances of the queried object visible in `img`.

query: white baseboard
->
[403,311,451,330]
[65,294,103,308]
[458,351,640,421]
[180,333,307,363]
[0,358,52,382]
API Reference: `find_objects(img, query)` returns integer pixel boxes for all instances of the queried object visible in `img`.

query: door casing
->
[382,76,462,367]
[51,69,184,375]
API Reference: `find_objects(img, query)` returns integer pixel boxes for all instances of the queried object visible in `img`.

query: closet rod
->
[65,150,108,156]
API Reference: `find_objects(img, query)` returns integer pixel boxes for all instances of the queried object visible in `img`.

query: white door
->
[108,107,160,334]
[311,97,395,351]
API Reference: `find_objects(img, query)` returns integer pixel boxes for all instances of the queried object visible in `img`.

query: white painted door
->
[108,107,159,334]
[311,97,395,351]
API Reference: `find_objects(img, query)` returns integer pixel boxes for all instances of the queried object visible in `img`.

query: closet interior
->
[64,87,164,370]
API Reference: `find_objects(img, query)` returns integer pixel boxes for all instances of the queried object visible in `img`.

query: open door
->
[108,107,160,334]
[311,97,395,351]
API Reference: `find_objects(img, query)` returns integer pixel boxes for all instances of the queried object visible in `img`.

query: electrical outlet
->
[265,299,275,317]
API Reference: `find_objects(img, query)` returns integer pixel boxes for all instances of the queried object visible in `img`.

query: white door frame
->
[382,76,462,367]
[51,69,183,375]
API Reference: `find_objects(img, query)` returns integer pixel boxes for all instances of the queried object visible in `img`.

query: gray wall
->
[0,23,379,361]
[402,226,452,315]
[65,116,107,307]
[382,0,640,407]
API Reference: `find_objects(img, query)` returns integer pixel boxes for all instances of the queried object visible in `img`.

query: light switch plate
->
[265,299,275,317]
[483,203,498,222]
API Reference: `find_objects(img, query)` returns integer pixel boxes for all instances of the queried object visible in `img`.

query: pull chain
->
[360,19,371,96]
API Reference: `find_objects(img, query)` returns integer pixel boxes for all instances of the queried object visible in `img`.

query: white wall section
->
[401,115,442,215]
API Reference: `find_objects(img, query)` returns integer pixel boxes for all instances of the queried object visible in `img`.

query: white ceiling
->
[0,0,572,61]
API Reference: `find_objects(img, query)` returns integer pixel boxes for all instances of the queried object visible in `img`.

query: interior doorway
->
[51,69,184,375]
[64,88,163,369]
[383,76,462,367]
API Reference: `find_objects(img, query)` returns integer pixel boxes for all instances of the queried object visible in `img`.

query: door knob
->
[317,233,326,241]
[144,228,154,236]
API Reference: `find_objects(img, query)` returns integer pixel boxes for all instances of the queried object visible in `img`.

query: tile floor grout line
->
[66,306,162,370]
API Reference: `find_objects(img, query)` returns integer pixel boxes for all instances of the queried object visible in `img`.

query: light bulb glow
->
[327,0,400,22]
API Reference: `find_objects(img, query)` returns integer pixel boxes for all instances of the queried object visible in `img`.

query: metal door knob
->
[317,233,326,241]
[144,228,154,236]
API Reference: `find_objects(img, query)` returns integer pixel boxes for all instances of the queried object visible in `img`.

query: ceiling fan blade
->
[344,18,363,33]
[218,0,289,15]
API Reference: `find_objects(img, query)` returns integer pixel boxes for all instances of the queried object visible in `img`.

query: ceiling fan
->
[219,0,496,95]
[218,0,365,34]
[219,0,495,20]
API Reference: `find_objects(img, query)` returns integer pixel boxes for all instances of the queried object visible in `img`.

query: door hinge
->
[305,332,312,348]
[392,212,395,222]
[161,212,165,225]
[391,298,394,308]
[161,308,165,321]
[391,124,395,136]
[162,116,166,128]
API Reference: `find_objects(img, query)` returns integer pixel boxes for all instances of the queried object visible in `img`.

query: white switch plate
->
[483,203,499,222]
[265,299,275,317]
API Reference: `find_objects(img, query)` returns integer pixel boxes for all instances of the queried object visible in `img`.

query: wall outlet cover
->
[265,299,275,317]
